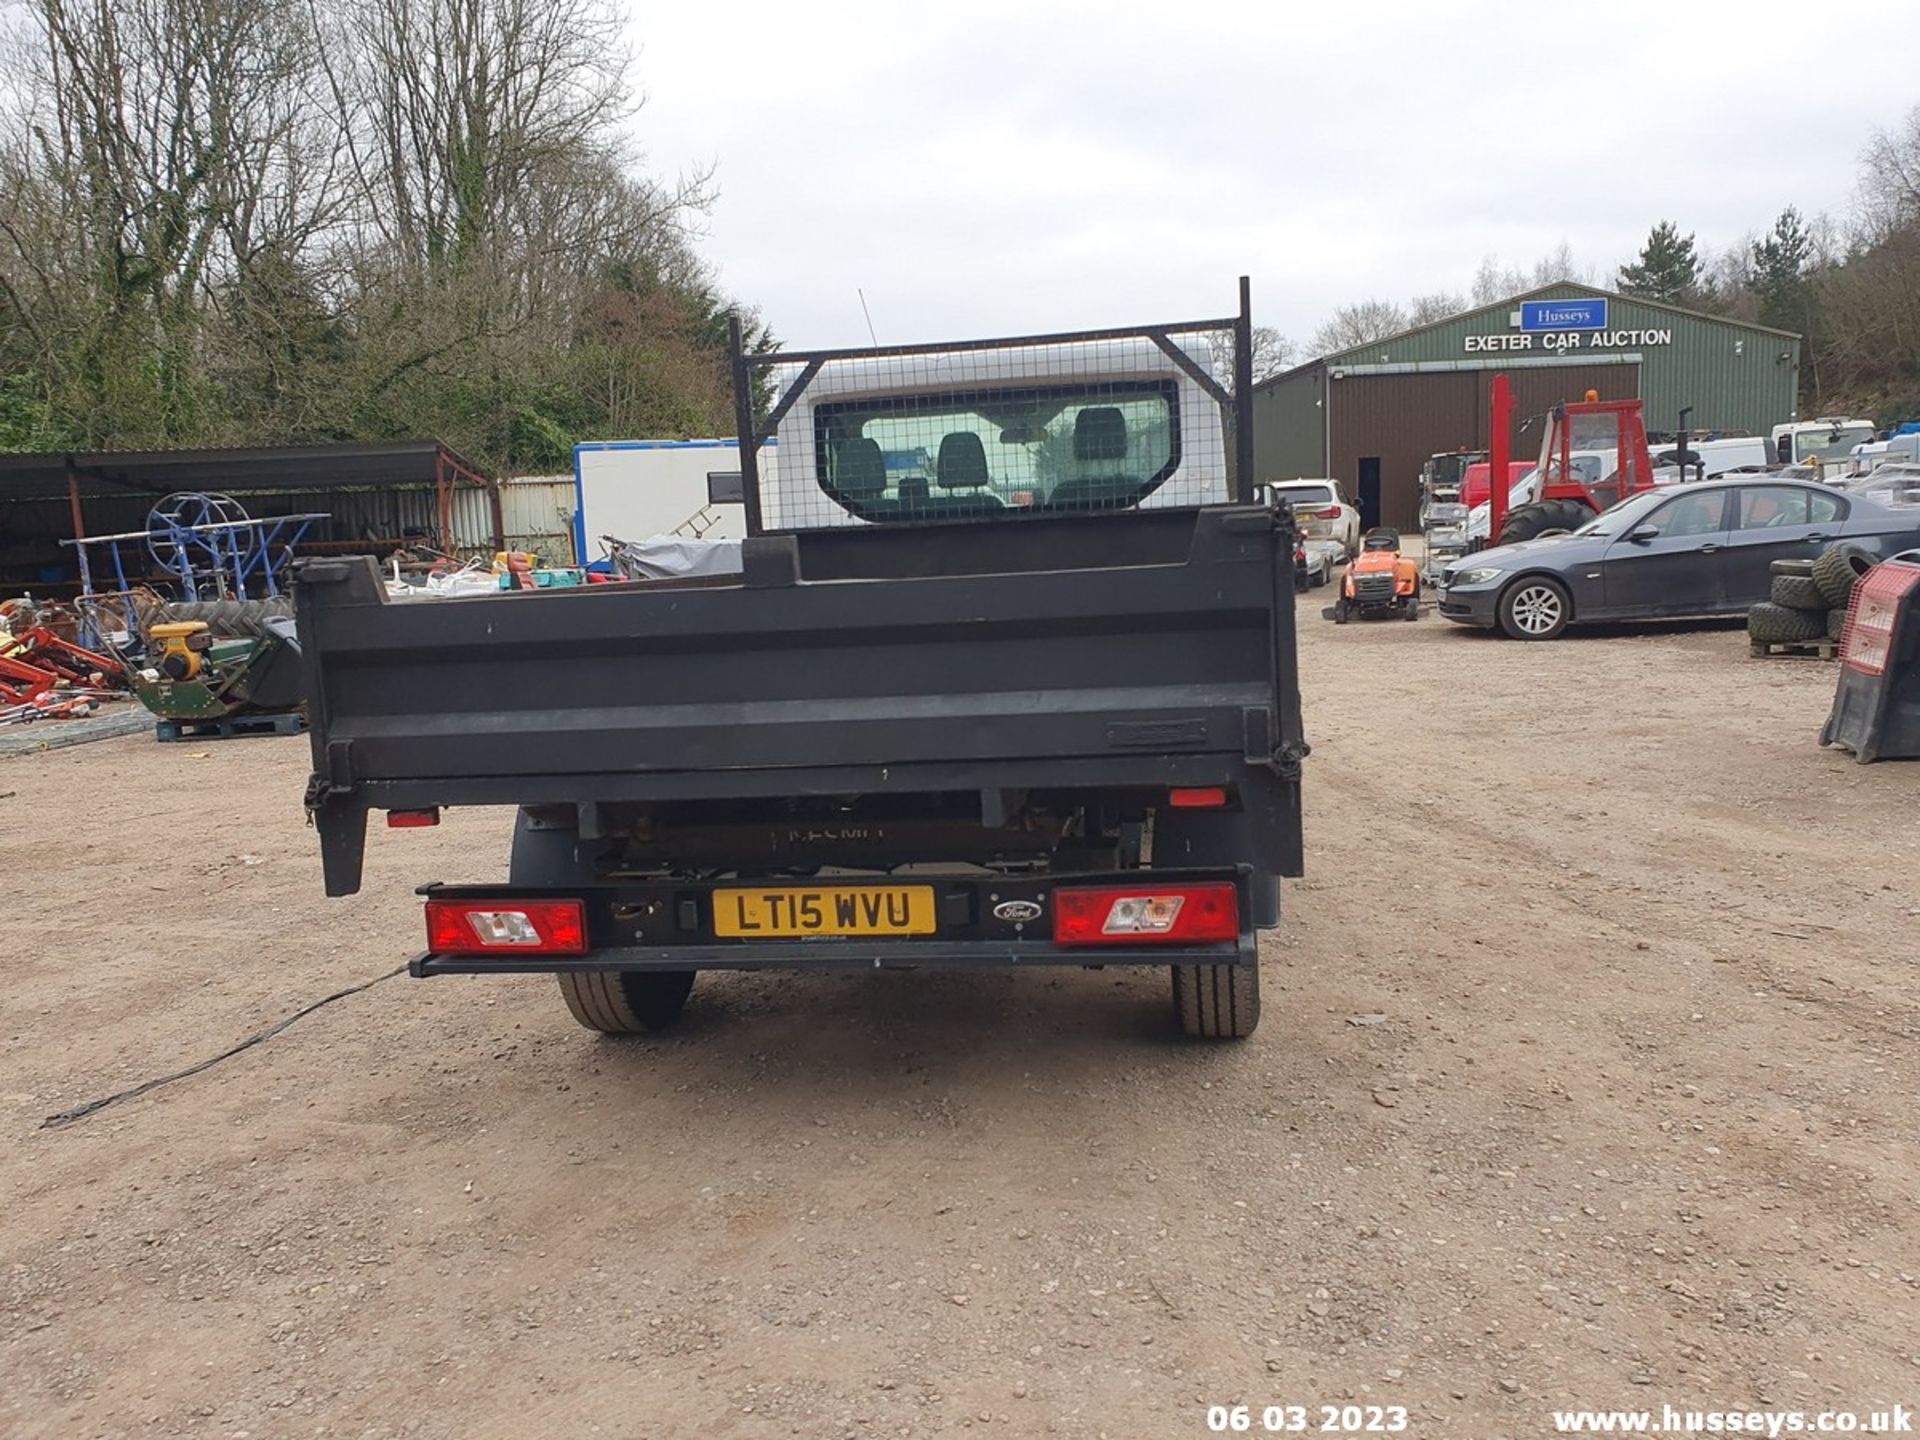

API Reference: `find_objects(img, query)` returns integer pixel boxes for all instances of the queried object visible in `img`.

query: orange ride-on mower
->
[1331,529,1421,623]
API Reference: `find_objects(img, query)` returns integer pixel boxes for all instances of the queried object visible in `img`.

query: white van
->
[1651,435,1771,479]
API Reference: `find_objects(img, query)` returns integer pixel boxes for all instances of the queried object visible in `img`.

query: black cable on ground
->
[40,963,409,1130]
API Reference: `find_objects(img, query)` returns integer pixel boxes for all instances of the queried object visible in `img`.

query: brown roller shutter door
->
[1328,362,1640,530]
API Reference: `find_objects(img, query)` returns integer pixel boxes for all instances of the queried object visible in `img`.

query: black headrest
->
[1074,407,1127,461]
[937,432,990,489]
[835,438,887,501]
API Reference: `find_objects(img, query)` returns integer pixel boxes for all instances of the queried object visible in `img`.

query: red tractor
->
[1487,380,1662,547]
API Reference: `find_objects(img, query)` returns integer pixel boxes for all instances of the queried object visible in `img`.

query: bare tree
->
[1470,256,1528,306]
[1248,325,1297,381]
[0,0,342,440]
[1407,291,1466,326]
[1529,241,1591,288]
[1310,299,1407,357]
[1861,104,1920,231]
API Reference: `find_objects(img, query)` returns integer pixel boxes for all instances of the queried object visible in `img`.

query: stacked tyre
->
[1747,544,1878,652]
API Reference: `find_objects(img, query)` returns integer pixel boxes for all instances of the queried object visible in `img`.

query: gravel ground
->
[3,611,1917,1439]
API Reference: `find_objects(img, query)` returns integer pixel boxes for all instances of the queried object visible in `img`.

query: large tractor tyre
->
[154,596,294,639]
[1496,499,1593,546]
[1826,606,1849,642]
[1497,576,1572,641]
[510,810,695,1036]
[1812,543,1878,610]
[1746,601,1827,645]
[1770,573,1829,612]
[1172,960,1261,1039]
[1770,557,1816,578]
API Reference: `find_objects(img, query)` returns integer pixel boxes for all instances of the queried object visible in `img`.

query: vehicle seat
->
[897,475,930,510]
[930,432,1003,517]
[1046,407,1136,511]
[832,438,892,515]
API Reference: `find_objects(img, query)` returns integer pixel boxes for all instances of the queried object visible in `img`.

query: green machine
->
[133,603,306,740]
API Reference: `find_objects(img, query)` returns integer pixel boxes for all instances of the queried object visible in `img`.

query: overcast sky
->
[626,0,1916,350]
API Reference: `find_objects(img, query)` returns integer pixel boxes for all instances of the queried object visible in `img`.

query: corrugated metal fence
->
[451,475,576,564]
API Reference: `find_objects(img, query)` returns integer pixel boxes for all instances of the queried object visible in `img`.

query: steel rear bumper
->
[409,869,1261,975]
[412,933,1256,976]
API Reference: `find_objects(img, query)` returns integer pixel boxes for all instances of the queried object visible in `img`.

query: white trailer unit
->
[571,439,761,563]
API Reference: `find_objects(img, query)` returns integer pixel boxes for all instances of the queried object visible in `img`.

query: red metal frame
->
[2,627,125,686]
[1488,378,1657,535]
[1488,374,1516,540]
[1538,397,1654,513]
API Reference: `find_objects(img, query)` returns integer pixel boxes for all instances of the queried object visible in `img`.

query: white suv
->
[1267,479,1359,557]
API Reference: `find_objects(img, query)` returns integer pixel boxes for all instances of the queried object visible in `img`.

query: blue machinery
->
[62,492,328,606]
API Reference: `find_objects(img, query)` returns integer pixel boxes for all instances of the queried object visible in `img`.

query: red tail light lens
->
[425,899,588,955]
[387,808,441,828]
[1169,787,1229,809]
[1053,883,1238,946]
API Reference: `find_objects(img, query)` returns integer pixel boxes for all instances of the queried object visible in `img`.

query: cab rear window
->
[814,381,1179,521]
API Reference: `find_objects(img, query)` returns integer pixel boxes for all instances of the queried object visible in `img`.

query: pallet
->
[154,710,307,742]
[1749,638,1838,660]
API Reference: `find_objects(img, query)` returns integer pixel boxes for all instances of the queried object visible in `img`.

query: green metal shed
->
[1252,283,1801,529]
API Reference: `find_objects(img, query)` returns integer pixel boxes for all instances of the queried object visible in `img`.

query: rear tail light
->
[1168,787,1229,809]
[1053,883,1238,946]
[425,899,588,955]
[387,808,440,828]
[1840,563,1920,676]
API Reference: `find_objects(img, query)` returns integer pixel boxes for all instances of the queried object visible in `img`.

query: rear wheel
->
[1402,593,1420,620]
[511,810,696,1035]
[1333,598,1350,624]
[557,969,695,1035]
[1498,576,1571,640]
[1496,499,1593,546]
[1172,960,1260,1039]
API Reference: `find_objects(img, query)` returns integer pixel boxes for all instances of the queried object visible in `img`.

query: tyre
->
[1827,606,1848,642]
[1746,600,1826,644]
[1402,594,1420,620]
[1770,573,1828,611]
[557,969,695,1035]
[1770,557,1815,578]
[511,810,695,1035]
[1496,499,1593,546]
[1812,543,1877,609]
[1497,576,1571,640]
[1172,960,1260,1039]
[1334,598,1350,624]
[155,596,295,638]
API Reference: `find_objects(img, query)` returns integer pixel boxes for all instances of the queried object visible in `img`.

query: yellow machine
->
[148,620,212,681]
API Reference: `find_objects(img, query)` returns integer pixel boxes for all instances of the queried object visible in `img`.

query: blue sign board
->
[1520,298,1607,332]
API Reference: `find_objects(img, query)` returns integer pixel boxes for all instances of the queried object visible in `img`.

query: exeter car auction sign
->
[1464,295,1674,353]
[1464,327,1673,353]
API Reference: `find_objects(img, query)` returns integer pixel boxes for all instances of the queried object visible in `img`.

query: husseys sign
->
[1464,327,1673,353]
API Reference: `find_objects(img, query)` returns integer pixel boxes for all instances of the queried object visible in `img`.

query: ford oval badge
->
[993,900,1044,923]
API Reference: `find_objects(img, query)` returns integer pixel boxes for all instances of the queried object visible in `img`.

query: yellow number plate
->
[713,885,937,938]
